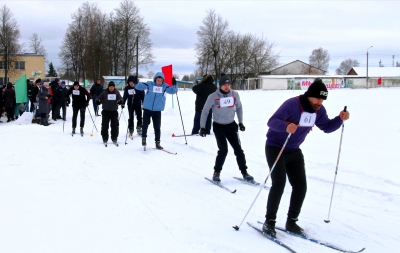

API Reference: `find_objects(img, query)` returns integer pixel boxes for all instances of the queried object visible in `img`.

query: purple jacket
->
[266,96,343,151]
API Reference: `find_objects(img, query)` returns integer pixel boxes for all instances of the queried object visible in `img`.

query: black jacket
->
[31,85,39,103]
[96,88,122,111]
[192,75,217,111]
[123,85,145,107]
[66,86,91,108]
[54,86,68,106]
[90,83,104,100]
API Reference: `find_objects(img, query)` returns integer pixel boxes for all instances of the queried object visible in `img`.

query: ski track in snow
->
[1,88,400,252]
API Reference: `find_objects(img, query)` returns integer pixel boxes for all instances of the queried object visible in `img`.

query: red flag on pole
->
[161,64,173,86]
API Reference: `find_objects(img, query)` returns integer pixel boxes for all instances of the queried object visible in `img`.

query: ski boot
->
[137,125,142,136]
[80,127,84,135]
[72,128,76,134]
[241,171,254,182]
[212,171,221,182]
[286,217,305,236]
[155,141,163,150]
[142,137,146,146]
[262,219,277,238]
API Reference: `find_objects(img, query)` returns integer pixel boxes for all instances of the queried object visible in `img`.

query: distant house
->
[0,53,45,85]
[347,67,400,77]
[269,60,327,75]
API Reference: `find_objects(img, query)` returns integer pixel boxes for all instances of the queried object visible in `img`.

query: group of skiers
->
[4,72,351,238]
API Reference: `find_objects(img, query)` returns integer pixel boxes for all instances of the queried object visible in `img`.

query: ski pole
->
[233,133,291,231]
[175,90,187,145]
[90,106,98,137]
[87,106,98,132]
[124,103,134,145]
[324,106,347,223]
[171,133,198,137]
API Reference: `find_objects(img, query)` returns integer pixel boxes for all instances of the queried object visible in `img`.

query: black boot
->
[262,219,277,238]
[155,141,163,150]
[212,171,221,182]
[142,137,146,146]
[72,128,76,134]
[285,217,305,236]
[80,127,84,134]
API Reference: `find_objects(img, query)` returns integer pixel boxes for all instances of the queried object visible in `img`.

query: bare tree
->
[336,58,360,75]
[309,47,330,70]
[147,70,155,79]
[0,4,21,84]
[29,33,47,57]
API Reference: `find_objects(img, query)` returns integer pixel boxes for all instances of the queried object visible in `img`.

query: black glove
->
[66,102,69,107]
[199,128,207,137]
[121,104,125,109]
[86,102,89,107]
[117,100,122,105]
[96,99,101,105]
[239,123,245,132]
[172,76,177,85]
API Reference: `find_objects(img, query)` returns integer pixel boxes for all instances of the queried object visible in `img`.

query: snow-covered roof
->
[348,67,400,77]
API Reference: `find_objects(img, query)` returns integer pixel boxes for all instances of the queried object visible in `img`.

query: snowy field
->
[1,87,399,253]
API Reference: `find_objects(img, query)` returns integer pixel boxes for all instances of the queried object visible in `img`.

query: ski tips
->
[231,189,237,193]
[324,219,330,223]
[233,225,240,231]
[172,133,175,137]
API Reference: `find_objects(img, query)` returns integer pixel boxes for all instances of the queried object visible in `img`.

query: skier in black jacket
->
[65,81,91,135]
[96,81,123,145]
[191,74,217,134]
[123,75,145,136]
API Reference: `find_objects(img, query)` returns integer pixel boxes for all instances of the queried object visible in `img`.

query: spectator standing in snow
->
[54,81,68,120]
[262,78,350,238]
[38,82,51,126]
[3,82,16,122]
[199,75,253,183]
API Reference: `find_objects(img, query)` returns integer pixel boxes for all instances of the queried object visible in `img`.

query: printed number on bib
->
[128,89,135,95]
[153,86,163,93]
[299,112,316,127]
[108,94,116,100]
[72,90,80,95]
[219,97,234,107]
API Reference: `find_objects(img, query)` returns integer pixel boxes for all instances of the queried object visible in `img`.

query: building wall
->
[348,78,400,89]
[261,78,287,90]
[0,54,45,83]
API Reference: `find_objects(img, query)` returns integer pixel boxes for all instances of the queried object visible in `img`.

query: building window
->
[15,61,25,70]
[0,61,5,70]
[0,77,9,86]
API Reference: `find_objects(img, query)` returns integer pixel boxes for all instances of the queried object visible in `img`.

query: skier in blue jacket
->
[135,72,177,149]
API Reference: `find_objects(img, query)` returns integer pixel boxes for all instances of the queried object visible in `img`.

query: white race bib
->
[219,97,234,107]
[128,89,135,95]
[72,90,80,95]
[299,112,316,127]
[153,86,163,93]
[108,94,116,100]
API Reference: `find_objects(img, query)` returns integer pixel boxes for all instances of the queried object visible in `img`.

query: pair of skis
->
[204,177,269,193]
[143,146,177,155]
[247,221,365,253]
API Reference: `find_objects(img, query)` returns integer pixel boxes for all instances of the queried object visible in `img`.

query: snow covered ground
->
[1,87,399,252]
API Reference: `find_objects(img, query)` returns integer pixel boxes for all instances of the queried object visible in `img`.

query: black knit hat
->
[219,75,231,85]
[73,81,80,86]
[108,81,115,87]
[305,79,328,100]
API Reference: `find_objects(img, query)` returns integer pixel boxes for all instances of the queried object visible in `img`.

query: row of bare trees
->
[58,0,154,84]
[195,9,280,83]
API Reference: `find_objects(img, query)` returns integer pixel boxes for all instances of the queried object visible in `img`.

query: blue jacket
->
[135,72,177,111]
[266,95,343,151]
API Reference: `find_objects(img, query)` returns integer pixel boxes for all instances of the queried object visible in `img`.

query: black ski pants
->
[142,109,161,141]
[191,110,212,135]
[127,104,143,131]
[213,121,247,173]
[265,145,307,221]
[101,110,119,141]
[72,107,86,128]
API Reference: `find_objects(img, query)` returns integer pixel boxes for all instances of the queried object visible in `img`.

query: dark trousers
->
[142,109,161,141]
[101,110,119,141]
[265,145,307,221]
[127,105,143,131]
[56,104,66,119]
[52,102,58,119]
[213,121,247,172]
[72,107,86,128]
[192,110,212,135]
[6,107,14,120]
[92,100,99,115]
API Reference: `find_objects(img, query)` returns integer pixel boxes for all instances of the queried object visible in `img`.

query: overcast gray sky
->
[3,0,400,77]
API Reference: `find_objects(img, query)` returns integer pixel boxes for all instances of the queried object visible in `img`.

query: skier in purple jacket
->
[262,78,350,238]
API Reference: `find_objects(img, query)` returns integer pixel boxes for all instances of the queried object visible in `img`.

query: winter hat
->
[73,81,80,86]
[55,78,60,83]
[305,79,328,100]
[219,75,231,85]
[35,78,41,84]
[61,81,66,85]
[108,81,115,87]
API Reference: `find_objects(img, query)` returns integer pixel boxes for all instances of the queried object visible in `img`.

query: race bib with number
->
[108,94,116,100]
[299,112,316,127]
[72,90,80,95]
[128,89,135,95]
[219,97,234,107]
[153,86,163,93]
